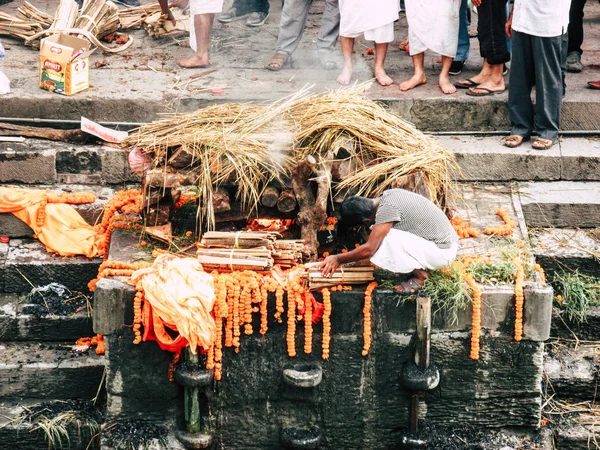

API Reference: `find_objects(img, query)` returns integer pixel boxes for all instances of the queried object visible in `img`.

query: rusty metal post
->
[409,295,432,434]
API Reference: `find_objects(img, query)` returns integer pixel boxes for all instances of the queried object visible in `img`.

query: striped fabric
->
[374,189,458,249]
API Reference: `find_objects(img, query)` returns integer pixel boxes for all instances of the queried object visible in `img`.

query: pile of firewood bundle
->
[272,240,304,269]
[74,0,120,41]
[0,12,44,40]
[197,231,280,272]
[303,262,374,290]
[118,4,161,29]
[143,7,190,38]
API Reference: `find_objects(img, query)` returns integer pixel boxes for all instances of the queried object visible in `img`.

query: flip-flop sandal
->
[531,137,557,150]
[266,52,290,71]
[465,87,506,97]
[468,29,478,38]
[504,135,530,148]
[393,278,423,296]
[587,81,600,90]
[455,78,478,89]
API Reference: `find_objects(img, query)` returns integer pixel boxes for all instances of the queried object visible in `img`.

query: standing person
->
[266,0,340,71]
[456,0,510,96]
[166,0,224,68]
[319,190,458,294]
[217,0,269,28]
[504,0,569,150]
[336,0,398,86]
[399,0,462,94]
[565,0,587,73]
[449,0,471,76]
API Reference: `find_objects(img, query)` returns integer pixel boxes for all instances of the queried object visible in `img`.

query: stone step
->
[0,399,102,450]
[550,308,600,341]
[0,139,138,185]
[554,413,600,450]
[439,136,600,182]
[0,300,94,341]
[0,184,116,238]
[529,228,600,278]
[517,181,600,228]
[0,239,102,294]
[0,341,105,400]
[545,344,599,403]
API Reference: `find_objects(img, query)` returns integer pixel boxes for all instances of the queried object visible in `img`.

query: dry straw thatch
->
[122,83,458,232]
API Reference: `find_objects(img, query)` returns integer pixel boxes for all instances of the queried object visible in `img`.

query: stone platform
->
[1,0,600,131]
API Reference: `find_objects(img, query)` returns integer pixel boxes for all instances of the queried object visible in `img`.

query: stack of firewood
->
[272,240,304,269]
[118,4,161,29]
[303,262,374,290]
[143,7,190,38]
[74,0,120,41]
[0,12,44,40]
[197,231,278,272]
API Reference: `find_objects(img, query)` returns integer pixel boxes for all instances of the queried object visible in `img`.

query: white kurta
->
[340,0,399,40]
[404,0,461,57]
[370,229,457,274]
[189,0,224,52]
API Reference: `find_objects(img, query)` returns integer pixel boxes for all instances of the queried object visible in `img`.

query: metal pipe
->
[0,117,146,128]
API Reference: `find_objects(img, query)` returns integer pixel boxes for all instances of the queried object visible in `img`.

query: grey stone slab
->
[93,278,135,336]
[0,214,33,238]
[0,341,105,399]
[529,228,600,277]
[545,345,599,403]
[0,142,56,183]
[551,307,600,340]
[3,239,101,294]
[0,306,94,341]
[559,138,600,181]
[101,147,140,184]
[554,414,600,450]
[518,181,600,228]
[438,135,562,181]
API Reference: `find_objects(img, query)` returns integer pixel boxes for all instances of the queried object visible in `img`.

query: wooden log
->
[212,187,231,214]
[391,171,433,202]
[277,189,297,213]
[0,123,89,143]
[144,169,182,188]
[167,146,195,169]
[261,186,280,208]
[331,159,354,182]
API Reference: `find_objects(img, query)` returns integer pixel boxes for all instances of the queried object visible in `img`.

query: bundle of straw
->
[123,84,457,234]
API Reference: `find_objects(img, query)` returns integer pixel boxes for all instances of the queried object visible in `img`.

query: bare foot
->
[399,74,426,91]
[336,65,353,85]
[439,77,457,94]
[177,55,210,68]
[170,0,189,8]
[374,67,393,86]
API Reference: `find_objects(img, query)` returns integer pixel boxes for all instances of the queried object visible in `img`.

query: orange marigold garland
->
[133,281,144,344]
[533,263,546,285]
[451,216,479,239]
[513,257,525,342]
[75,334,105,354]
[464,272,482,360]
[287,277,301,357]
[362,282,378,356]
[321,288,331,360]
[484,209,516,236]
[275,285,285,323]
[36,196,47,227]
[304,292,313,354]
[224,275,235,347]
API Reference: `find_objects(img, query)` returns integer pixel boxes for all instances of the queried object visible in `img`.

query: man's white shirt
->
[512,0,571,37]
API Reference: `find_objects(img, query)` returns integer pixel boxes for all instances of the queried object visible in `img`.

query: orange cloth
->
[0,187,105,257]
[130,254,216,354]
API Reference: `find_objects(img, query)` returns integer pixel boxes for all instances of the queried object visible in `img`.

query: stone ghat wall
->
[95,278,551,449]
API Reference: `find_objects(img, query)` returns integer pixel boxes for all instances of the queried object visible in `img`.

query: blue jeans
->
[455,0,470,62]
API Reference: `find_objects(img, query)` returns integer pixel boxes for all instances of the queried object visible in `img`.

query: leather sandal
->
[504,135,530,148]
[532,137,557,150]
[394,278,424,296]
[266,52,290,71]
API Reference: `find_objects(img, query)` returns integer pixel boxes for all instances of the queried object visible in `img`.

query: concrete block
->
[439,136,562,181]
[0,214,33,238]
[101,147,139,184]
[523,284,553,341]
[56,146,102,174]
[0,142,56,183]
[560,138,600,181]
[519,181,600,228]
[0,341,105,399]
[93,278,136,335]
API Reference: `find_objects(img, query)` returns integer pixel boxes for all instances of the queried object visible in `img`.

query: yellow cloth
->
[0,187,104,258]
[129,254,216,353]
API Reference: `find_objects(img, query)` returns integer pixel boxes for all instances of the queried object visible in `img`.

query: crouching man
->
[320,189,458,294]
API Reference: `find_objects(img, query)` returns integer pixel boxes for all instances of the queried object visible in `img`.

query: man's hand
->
[505,10,513,39]
[158,0,177,26]
[319,255,340,278]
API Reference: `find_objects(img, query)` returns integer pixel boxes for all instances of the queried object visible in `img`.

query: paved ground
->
[0,0,600,130]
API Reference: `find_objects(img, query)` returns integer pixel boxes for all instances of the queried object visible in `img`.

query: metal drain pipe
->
[400,294,440,449]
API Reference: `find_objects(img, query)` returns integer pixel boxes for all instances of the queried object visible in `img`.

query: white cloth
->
[189,0,224,52]
[511,0,570,38]
[340,0,398,38]
[343,22,395,43]
[370,228,458,273]
[405,0,460,57]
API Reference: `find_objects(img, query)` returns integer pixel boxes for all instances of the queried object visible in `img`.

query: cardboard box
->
[39,34,91,96]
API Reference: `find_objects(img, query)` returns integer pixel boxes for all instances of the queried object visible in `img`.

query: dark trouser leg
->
[275,0,312,55]
[316,0,340,53]
[233,0,270,15]
[477,0,510,65]
[567,0,587,55]
[533,33,567,141]
[508,31,535,138]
